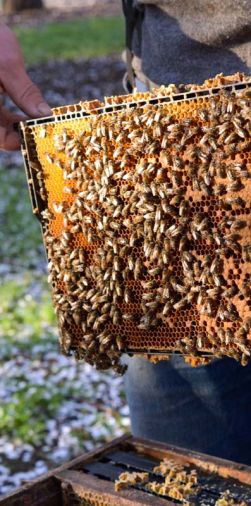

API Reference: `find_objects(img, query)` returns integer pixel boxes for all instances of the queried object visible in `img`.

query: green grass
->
[14,17,125,65]
[0,276,55,357]
[0,168,43,270]
[0,277,58,444]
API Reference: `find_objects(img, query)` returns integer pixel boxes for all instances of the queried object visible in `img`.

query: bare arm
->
[0,23,51,150]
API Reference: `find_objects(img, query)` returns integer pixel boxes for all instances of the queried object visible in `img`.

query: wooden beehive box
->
[20,73,251,372]
[1,435,251,505]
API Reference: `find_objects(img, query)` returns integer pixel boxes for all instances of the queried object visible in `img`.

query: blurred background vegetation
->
[15,17,124,64]
[0,0,129,495]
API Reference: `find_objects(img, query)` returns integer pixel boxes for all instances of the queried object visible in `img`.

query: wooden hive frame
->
[20,74,251,372]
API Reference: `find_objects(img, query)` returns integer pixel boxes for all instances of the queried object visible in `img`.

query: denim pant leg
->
[124,356,251,464]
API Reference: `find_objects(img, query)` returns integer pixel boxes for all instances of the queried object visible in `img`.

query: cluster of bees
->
[215,492,247,506]
[115,460,247,506]
[146,460,197,503]
[114,471,149,491]
[24,73,251,373]
[115,459,197,504]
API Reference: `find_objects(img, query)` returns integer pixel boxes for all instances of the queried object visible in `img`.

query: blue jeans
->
[124,356,251,464]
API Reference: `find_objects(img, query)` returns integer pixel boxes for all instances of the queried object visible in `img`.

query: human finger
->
[0,105,26,127]
[1,65,52,118]
[0,123,20,150]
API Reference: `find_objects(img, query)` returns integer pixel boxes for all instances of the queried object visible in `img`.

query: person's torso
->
[136,1,251,45]
[131,1,251,85]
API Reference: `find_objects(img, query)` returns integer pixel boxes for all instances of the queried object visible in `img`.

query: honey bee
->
[173,298,187,311]
[196,333,205,350]
[210,256,222,274]
[179,235,188,251]
[232,118,248,139]
[178,199,189,216]
[198,108,209,122]
[171,172,183,188]
[217,120,230,136]
[98,313,110,327]
[235,341,250,356]
[222,284,238,298]
[52,202,63,214]
[224,143,238,156]
[213,272,225,287]
[40,188,48,201]
[159,134,170,149]
[162,249,170,264]
[241,354,250,366]
[242,317,251,332]
[225,197,245,206]
[191,176,201,192]
[216,163,227,178]
[227,180,244,192]
[134,258,142,280]
[153,124,162,138]
[146,300,161,310]
[162,301,172,315]
[122,313,136,322]
[230,219,246,231]
[39,126,47,138]
[115,336,125,351]
[149,266,162,276]
[45,153,54,164]
[173,156,184,170]
[35,169,45,181]
[59,329,72,354]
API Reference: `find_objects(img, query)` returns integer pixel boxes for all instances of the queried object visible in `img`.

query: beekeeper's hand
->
[0,23,51,150]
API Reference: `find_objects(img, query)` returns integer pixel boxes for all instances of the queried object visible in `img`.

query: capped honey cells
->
[20,72,251,373]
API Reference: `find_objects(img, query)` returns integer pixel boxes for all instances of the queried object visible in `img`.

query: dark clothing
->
[131,0,251,85]
[123,1,251,464]
[125,356,251,464]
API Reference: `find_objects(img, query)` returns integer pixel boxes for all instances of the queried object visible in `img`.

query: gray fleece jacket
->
[131,0,251,85]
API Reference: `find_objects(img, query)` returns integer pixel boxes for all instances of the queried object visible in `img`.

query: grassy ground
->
[0,168,43,270]
[14,16,124,65]
[0,166,58,444]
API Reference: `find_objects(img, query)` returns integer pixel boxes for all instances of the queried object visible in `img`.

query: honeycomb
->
[62,482,110,506]
[20,72,251,373]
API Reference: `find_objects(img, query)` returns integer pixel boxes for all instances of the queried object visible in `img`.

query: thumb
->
[1,65,51,118]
